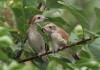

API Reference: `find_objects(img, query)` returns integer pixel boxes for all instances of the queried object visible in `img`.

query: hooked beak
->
[41,28,46,33]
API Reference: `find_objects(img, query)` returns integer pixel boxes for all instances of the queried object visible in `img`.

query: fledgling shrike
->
[28,14,49,64]
[42,23,79,62]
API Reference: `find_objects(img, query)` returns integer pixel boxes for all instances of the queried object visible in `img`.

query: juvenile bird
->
[28,14,48,64]
[42,23,79,62]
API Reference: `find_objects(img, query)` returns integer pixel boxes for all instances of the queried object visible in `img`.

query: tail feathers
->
[71,53,80,61]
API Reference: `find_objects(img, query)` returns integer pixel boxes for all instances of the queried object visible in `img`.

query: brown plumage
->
[57,28,69,41]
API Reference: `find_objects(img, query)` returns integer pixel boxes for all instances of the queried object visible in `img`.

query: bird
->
[27,14,49,64]
[42,23,80,62]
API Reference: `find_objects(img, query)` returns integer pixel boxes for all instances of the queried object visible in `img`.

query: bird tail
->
[63,48,80,62]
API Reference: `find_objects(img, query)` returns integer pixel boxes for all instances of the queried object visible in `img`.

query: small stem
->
[42,6,47,13]
[15,1,43,59]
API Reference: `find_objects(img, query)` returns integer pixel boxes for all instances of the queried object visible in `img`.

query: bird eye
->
[37,17,41,19]
[49,26,52,28]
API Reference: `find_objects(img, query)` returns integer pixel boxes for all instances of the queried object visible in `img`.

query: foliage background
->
[0,0,100,70]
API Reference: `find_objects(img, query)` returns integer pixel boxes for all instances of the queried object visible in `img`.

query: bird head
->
[42,23,69,40]
[30,14,48,24]
[42,23,57,33]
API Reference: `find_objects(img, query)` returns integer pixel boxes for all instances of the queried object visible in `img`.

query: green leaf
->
[0,49,9,61]
[75,58,89,66]
[10,31,24,44]
[0,16,5,22]
[0,26,8,36]
[94,7,100,18]
[47,17,70,27]
[58,1,90,30]
[79,50,91,58]
[8,61,23,70]
[3,47,16,59]
[88,38,100,59]
[24,6,42,19]
[36,24,50,45]
[70,45,82,53]
[43,9,60,17]
[24,50,35,57]
[68,32,79,43]
[0,36,13,47]
[11,7,29,35]
[74,25,83,38]
[0,26,13,47]
[10,31,19,39]
[20,63,39,70]
[16,16,29,34]
[23,0,39,8]
[9,61,39,70]
[46,0,63,8]
[0,64,3,70]
[91,18,100,33]
[76,58,100,69]
[0,0,7,2]
[84,29,100,37]
[92,7,100,32]
[48,56,74,69]
[48,61,57,70]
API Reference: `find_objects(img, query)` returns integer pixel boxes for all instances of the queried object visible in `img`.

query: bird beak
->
[45,18,48,20]
[41,28,46,33]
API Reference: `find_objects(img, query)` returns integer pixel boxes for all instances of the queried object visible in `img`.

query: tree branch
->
[42,6,47,13]
[18,37,97,63]
[37,1,42,9]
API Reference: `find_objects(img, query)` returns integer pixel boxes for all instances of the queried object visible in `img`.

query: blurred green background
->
[0,0,100,70]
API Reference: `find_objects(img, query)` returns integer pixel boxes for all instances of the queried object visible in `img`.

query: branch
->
[18,37,97,63]
[42,6,47,13]
[37,1,42,9]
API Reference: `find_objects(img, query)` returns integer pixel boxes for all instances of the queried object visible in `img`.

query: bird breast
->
[28,25,45,53]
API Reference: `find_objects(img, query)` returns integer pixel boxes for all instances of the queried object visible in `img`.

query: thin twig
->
[19,37,97,63]
[42,6,47,13]
[37,1,42,9]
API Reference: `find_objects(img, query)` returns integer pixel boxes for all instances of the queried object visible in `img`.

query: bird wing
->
[57,29,69,40]
[28,25,45,53]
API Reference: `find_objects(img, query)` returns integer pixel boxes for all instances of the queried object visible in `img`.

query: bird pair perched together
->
[28,14,79,65]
